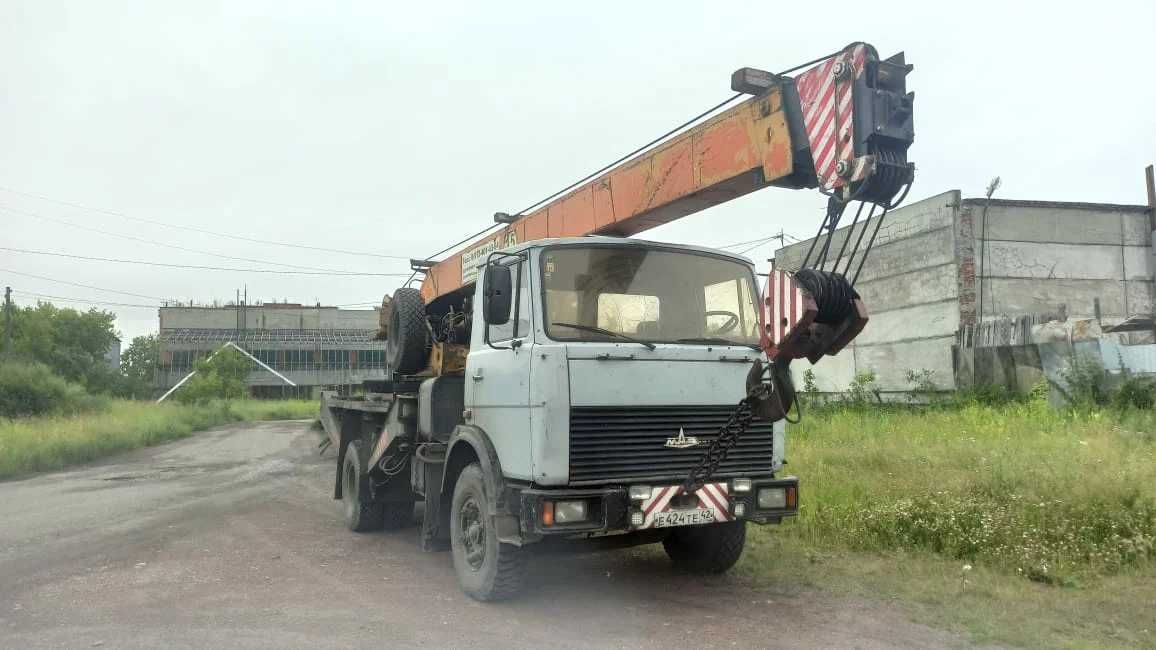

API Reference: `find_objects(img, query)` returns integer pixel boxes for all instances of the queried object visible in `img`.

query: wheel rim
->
[385,307,401,367]
[343,461,357,520]
[458,496,486,571]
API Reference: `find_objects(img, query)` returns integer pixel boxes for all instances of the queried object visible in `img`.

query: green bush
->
[953,382,1017,407]
[0,362,108,418]
[843,370,880,406]
[1057,353,1112,408]
[1112,375,1156,410]
[175,347,252,404]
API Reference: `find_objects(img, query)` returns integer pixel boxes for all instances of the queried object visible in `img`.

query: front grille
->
[568,405,774,485]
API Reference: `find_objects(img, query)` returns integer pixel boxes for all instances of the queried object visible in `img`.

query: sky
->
[2,1,1154,343]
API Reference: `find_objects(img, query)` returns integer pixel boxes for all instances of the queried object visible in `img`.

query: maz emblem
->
[664,428,701,449]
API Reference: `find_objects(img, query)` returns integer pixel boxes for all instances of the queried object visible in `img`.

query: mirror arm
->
[483,250,527,351]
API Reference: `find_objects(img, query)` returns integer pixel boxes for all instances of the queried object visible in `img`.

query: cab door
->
[465,258,534,481]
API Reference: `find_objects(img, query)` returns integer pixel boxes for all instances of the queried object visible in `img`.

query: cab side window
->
[489,260,531,342]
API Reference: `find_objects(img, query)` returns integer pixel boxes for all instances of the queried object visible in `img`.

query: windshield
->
[541,246,761,347]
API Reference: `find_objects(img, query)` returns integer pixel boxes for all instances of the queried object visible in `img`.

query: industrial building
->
[157,303,385,397]
[775,190,1154,395]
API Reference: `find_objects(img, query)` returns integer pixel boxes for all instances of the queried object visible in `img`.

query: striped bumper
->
[635,482,731,529]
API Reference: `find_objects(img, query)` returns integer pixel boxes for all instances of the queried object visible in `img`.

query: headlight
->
[732,478,752,493]
[628,485,653,501]
[554,500,589,523]
[757,487,787,509]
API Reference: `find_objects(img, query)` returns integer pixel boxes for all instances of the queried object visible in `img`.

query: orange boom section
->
[420,87,798,304]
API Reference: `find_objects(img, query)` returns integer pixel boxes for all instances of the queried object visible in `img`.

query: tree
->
[10,302,119,390]
[176,346,252,403]
[119,333,159,398]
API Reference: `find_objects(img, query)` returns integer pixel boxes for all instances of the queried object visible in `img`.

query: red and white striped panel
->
[636,483,731,529]
[792,44,869,191]
[761,269,806,351]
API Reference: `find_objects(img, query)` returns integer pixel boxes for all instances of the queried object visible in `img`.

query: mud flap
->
[420,460,448,551]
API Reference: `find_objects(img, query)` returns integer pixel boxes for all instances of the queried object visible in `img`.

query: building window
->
[357,349,385,369]
[284,349,312,370]
[321,349,347,370]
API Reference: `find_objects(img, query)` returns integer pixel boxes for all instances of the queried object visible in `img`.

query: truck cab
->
[464,235,791,492]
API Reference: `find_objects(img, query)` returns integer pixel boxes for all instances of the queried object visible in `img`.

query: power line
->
[719,232,799,251]
[403,91,753,288]
[719,235,780,249]
[509,93,746,218]
[0,247,411,277]
[11,289,159,309]
[0,184,411,260]
[482,46,846,234]
[0,204,392,274]
[0,268,168,301]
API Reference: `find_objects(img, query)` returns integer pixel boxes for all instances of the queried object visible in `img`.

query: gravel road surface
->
[0,420,974,649]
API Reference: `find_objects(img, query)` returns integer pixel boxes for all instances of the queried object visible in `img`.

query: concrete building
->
[103,337,121,370]
[774,190,1153,395]
[157,303,385,397]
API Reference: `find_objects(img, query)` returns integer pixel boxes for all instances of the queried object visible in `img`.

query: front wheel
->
[662,521,746,574]
[449,463,527,601]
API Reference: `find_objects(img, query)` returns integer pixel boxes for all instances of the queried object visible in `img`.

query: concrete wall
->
[775,190,961,393]
[774,194,1153,396]
[969,200,1153,325]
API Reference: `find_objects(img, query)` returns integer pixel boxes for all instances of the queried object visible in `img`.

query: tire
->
[342,439,385,532]
[449,463,527,601]
[385,287,430,375]
[662,521,747,574]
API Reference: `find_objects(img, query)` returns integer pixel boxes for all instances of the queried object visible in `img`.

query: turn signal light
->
[541,501,555,527]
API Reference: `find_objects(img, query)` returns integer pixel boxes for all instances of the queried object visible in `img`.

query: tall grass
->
[764,399,1156,584]
[0,399,317,479]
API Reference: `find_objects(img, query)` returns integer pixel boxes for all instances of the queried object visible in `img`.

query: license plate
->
[634,483,732,529]
[651,507,717,528]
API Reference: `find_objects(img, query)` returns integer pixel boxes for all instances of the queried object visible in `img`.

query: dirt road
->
[0,421,972,649]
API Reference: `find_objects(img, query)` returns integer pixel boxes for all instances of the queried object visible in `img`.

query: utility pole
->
[1145,165,1154,340]
[3,286,13,359]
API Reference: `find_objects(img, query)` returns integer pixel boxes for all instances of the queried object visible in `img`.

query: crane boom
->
[419,42,914,308]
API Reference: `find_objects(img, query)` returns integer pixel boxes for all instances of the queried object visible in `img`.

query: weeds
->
[0,399,316,479]
[777,402,1156,586]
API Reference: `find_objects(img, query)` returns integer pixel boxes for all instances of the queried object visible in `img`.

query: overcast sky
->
[2,1,1154,343]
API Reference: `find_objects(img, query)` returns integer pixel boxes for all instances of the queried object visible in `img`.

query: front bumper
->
[510,476,799,541]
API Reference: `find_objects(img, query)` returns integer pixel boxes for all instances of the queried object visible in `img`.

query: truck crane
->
[320,42,914,601]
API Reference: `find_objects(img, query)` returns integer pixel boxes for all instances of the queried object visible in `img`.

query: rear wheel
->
[342,439,385,532]
[385,287,430,375]
[450,463,527,601]
[662,521,746,574]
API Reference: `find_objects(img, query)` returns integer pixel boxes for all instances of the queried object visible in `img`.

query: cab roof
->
[501,236,755,266]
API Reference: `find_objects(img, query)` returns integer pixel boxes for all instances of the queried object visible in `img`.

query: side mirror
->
[482,262,512,325]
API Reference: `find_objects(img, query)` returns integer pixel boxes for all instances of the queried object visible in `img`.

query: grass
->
[740,400,1156,648]
[0,399,317,479]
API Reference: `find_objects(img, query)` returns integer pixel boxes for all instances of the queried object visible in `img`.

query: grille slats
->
[568,405,774,484]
